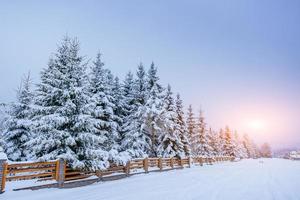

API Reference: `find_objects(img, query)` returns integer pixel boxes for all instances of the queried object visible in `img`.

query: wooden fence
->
[0,156,234,193]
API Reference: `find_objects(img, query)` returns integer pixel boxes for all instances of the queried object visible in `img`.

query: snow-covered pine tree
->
[216,129,225,156]
[253,143,261,158]
[242,134,255,158]
[84,52,121,169]
[120,71,149,158]
[208,128,219,156]
[29,37,94,169]
[175,94,191,157]
[223,126,235,156]
[0,103,8,138]
[260,143,272,158]
[186,105,197,156]
[111,76,124,145]
[157,85,184,158]
[134,63,148,107]
[195,110,213,157]
[233,131,247,158]
[4,73,34,161]
[143,62,165,156]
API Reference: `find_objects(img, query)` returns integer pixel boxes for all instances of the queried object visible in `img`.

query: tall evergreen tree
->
[260,143,272,158]
[157,85,184,157]
[134,63,148,106]
[84,52,121,169]
[233,131,247,158]
[242,134,255,158]
[186,105,197,156]
[209,128,219,156]
[4,73,33,161]
[121,71,149,158]
[29,37,93,169]
[143,62,165,156]
[223,126,235,156]
[175,94,191,157]
[195,110,213,156]
[111,76,124,145]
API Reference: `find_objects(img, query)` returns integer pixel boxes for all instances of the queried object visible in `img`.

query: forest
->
[0,36,270,170]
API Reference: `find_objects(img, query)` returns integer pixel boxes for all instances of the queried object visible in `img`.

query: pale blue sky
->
[0,0,299,149]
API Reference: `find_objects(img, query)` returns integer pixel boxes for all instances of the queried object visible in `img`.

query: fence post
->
[209,158,213,165]
[199,157,203,166]
[188,157,192,168]
[143,158,149,173]
[95,170,102,180]
[56,158,65,188]
[125,161,131,176]
[170,158,174,169]
[179,158,183,168]
[158,158,163,171]
[0,153,7,194]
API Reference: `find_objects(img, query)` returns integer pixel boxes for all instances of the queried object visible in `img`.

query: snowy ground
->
[3,158,300,200]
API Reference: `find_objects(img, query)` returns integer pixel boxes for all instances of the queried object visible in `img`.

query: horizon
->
[1,0,300,150]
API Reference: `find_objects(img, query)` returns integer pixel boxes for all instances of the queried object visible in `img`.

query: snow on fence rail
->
[0,156,234,193]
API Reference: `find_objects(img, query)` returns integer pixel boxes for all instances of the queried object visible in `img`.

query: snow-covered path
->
[3,159,300,200]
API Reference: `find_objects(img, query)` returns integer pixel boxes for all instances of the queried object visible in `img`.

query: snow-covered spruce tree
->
[29,37,96,169]
[4,73,34,161]
[260,142,272,158]
[223,126,235,156]
[143,62,165,157]
[175,94,191,157]
[242,134,255,158]
[233,131,247,158]
[134,63,148,107]
[253,143,261,158]
[186,105,198,156]
[208,128,219,156]
[84,52,124,169]
[157,85,184,158]
[111,76,124,144]
[120,71,149,158]
[0,104,8,153]
[195,110,213,157]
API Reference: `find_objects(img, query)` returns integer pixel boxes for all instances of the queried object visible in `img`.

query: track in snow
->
[3,158,300,200]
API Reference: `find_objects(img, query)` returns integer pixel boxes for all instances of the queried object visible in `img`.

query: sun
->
[248,119,266,131]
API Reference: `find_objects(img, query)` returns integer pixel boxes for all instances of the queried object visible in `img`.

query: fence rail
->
[6,161,57,181]
[0,156,234,193]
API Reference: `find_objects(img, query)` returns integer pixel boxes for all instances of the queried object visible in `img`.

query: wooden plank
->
[8,161,56,168]
[8,166,55,174]
[65,171,82,176]
[65,175,90,181]
[7,172,54,181]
